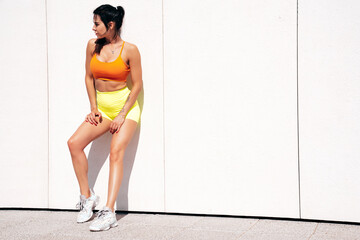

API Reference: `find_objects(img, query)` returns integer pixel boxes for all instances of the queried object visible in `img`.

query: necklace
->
[110,43,116,54]
[108,39,122,54]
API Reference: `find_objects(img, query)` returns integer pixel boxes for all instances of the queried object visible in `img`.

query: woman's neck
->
[105,35,121,44]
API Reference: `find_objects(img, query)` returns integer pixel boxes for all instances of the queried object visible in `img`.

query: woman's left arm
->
[110,44,143,134]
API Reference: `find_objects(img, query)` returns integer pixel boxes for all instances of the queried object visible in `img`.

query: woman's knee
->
[67,137,83,154]
[109,144,126,162]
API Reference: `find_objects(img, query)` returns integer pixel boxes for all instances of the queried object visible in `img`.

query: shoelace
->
[75,198,86,211]
[96,209,112,219]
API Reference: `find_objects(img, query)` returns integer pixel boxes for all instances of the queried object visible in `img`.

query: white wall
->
[299,0,360,222]
[163,0,298,218]
[1,0,360,223]
[0,0,48,208]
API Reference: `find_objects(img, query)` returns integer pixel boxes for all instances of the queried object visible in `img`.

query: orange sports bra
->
[90,41,130,82]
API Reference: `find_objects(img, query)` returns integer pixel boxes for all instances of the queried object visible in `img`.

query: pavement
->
[1,209,360,240]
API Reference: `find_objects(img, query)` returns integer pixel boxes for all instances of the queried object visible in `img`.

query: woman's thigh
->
[68,118,112,150]
[110,119,138,152]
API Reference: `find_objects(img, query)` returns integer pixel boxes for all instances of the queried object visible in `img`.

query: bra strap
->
[120,41,125,54]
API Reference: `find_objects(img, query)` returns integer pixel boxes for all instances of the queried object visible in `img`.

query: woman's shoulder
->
[88,38,97,45]
[87,38,97,53]
[124,41,140,54]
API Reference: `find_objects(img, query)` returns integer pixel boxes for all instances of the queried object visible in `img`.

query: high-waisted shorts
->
[96,86,141,123]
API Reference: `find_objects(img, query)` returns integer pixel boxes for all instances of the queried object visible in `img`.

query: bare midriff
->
[94,79,127,92]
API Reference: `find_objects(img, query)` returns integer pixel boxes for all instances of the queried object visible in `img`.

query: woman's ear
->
[108,21,115,30]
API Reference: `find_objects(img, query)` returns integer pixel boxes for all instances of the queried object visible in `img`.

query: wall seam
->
[296,0,302,219]
[44,0,50,209]
[162,0,166,212]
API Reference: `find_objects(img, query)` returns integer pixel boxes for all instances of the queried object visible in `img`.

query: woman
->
[67,4,142,232]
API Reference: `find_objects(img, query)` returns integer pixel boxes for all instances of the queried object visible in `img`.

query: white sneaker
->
[89,206,118,231]
[76,189,99,223]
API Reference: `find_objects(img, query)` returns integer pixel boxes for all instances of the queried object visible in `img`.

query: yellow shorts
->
[96,86,141,123]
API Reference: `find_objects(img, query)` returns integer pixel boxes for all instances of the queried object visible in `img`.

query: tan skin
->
[67,14,143,212]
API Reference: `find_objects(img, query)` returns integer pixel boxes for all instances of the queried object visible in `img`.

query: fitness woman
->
[67,4,142,231]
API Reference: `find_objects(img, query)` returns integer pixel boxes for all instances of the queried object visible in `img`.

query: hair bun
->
[117,6,125,17]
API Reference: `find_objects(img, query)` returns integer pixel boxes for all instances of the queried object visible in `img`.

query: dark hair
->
[93,4,125,54]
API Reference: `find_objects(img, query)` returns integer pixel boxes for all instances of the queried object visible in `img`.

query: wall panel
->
[0,0,48,208]
[47,0,164,211]
[163,0,299,217]
[299,0,360,222]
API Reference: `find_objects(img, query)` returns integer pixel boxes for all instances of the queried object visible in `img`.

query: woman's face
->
[92,15,109,38]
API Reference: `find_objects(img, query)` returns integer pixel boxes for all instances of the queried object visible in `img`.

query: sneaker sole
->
[89,221,118,231]
[77,211,93,223]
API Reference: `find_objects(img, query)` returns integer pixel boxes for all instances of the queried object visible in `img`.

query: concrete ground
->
[1,210,360,240]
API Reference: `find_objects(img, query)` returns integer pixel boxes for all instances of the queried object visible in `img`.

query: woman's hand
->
[109,114,125,134]
[85,109,102,126]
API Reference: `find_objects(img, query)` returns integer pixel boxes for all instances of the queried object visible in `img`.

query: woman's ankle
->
[81,189,91,198]
[105,205,115,212]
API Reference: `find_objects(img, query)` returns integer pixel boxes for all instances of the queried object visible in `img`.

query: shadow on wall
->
[87,77,144,211]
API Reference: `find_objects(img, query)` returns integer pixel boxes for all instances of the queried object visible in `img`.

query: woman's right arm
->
[84,39,102,125]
